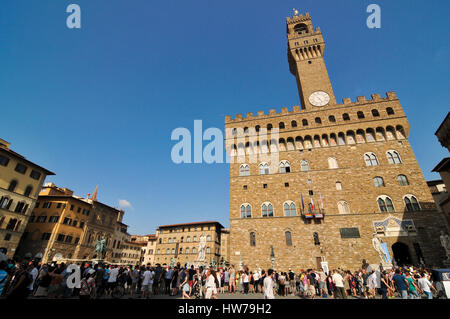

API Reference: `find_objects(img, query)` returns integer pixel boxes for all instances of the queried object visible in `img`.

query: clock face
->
[309,91,330,107]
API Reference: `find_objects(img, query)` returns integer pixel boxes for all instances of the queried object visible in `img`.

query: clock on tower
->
[287,12,336,109]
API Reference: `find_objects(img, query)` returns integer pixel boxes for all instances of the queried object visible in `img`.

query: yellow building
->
[131,234,157,265]
[17,183,128,263]
[16,183,93,263]
[120,238,145,266]
[0,139,54,259]
[154,221,224,267]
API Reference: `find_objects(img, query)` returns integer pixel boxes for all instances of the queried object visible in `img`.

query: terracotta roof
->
[157,221,224,229]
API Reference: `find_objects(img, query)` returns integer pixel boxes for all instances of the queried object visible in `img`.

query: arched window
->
[185,247,190,254]
[387,151,402,164]
[377,196,395,212]
[283,201,297,216]
[338,133,345,145]
[357,111,365,119]
[328,157,338,169]
[386,107,395,115]
[398,175,409,186]
[301,160,309,172]
[262,203,274,217]
[259,163,269,175]
[342,113,350,121]
[285,231,292,246]
[192,247,196,254]
[206,247,210,254]
[207,235,211,241]
[8,180,18,192]
[186,236,191,242]
[364,153,379,166]
[232,128,237,136]
[280,161,291,173]
[374,176,385,187]
[240,204,252,218]
[255,125,260,133]
[24,186,33,197]
[291,120,297,128]
[294,23,308,35]
[279,122,285,129]
[240,164,250,176]
[328,115,336,123]
[372,109,380,117]
[267,124,273,131]
[243,127,249,134]
[250,232,256,246]
[0,197,10,209]
[336,182,342,190]
[302,119,308,126]
[337,201,350,214]
[404,195,420,211]
[315,117,322,124]
[166,248,170,254]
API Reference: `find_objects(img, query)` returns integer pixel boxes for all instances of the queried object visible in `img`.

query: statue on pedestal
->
[94,236,107,260]
[170,258,175,268]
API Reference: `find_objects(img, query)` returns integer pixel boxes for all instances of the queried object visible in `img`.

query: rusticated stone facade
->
[225,13,450,271]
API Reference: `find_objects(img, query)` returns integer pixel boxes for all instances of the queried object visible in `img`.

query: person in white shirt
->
[106,265,119,298]
[253,271,260,293]
[418,272,437,299]
[141,267,154,299]
[205,269,218,299]
[368,271,378,299]
[263,269,275,299]
[331,270,346,299]
[28,262,39,293]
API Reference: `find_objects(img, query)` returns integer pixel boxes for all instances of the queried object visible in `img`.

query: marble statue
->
[440,231,450,262]
[197,234,207,262]
[372,234,388,264]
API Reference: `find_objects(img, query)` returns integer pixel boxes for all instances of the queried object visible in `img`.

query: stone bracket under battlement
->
[225,92,398,123]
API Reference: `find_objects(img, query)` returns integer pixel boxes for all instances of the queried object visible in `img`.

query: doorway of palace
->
[392,242,412,266]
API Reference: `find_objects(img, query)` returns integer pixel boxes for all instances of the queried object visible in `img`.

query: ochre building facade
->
[225,13,450,271]
[0,139,54,259]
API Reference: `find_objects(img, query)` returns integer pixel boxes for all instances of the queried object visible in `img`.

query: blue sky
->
[1,0,449,235]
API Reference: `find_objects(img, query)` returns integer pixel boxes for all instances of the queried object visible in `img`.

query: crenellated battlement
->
[286,12,311,24]
[225,92,398,123]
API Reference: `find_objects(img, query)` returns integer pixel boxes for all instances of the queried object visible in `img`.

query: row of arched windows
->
[156,246,211,255]
[7,180,34,197]
[166,235,212,243]
[230,107,396,135]
[238,151,401,176]
[373,175,409,188]
[230,125,406,156]
[240,194,421,217]
[0,196,29,215]
[0,217,22,232]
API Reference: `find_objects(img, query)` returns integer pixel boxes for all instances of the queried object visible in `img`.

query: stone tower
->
[225,12,450,271]
[287,13,336,109]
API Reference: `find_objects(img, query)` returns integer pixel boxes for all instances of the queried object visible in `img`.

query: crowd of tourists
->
[0,256,447,300]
